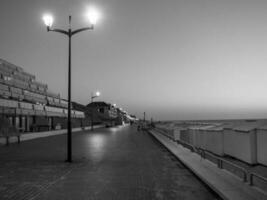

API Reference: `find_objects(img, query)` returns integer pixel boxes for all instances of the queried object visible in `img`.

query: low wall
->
[0,124,105,145]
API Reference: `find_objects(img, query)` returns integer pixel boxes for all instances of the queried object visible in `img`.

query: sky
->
[1,0,267,120]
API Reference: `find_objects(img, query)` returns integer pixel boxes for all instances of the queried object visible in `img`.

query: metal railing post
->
[243,171,247,182]
[217,159,222,169]
[249,173,253,185]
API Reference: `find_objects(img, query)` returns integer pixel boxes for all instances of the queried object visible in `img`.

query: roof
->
[86,101,110,107]
[206,126,224,131]
[173,127,187,131]
[233,125,257,132]
[231,121,266,132]
[222,123,236,129]
[72,101,86,111]
[188,125,216,130]
[257,124,267,130]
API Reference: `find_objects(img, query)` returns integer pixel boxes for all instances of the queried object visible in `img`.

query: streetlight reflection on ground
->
[88,134,106,161]
[91,134,106,150]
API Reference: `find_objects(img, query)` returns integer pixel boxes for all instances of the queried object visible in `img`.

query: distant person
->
[137,124,141,131]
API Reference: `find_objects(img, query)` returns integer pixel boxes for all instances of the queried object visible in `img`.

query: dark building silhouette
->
[86,101,117,127]
[86,101,135,127]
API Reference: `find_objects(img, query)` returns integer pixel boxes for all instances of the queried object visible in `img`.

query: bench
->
[0,127,21,145]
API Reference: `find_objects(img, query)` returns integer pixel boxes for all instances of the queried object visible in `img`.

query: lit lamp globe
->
[43,14,53,27]
[95,91,101,97]
[87,7,101,25]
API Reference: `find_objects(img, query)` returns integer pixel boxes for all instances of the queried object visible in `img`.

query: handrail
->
[152,128,267,189]
[249,172,267,186]
[199,149,248,182]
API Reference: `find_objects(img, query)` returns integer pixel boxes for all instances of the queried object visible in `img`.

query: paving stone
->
[0,126,220,200]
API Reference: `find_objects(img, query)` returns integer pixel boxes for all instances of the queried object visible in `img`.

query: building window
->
[99,108,104,113]
[4,76,12,81]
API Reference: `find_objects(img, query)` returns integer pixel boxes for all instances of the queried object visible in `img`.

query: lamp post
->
[91,91,100,130]
[91,91,101,102]
[143,112,146,122]
[43,8,100,163]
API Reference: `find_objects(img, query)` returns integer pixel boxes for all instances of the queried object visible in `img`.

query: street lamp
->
[91,91,101,102]
[91,91,100,130]
[43,8,100,163]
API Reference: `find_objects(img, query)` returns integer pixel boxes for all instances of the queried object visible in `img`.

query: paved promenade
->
[0,125,220,200]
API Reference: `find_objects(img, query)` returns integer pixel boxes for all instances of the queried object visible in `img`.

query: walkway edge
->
[148,129,267,200]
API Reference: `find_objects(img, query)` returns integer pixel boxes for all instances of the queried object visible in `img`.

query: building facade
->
[86,101,118,127]
[0,59,86,132]
[86,101,134,127]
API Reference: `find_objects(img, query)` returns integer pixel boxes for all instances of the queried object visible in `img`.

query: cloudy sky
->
[1,0,267,120]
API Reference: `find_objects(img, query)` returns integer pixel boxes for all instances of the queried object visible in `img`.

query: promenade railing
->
[152,127,267,193]
[249,172,267,191]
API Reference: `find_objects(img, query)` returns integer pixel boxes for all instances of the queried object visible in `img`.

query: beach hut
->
[256,125,267,166]
[186,127,194,145]
[223,124,258,165]
[180,126,195,145]
[155,123,175,139]
[197,126,213,150]
[188,127,198,146]
[185,126,201,147]
[198,127,208,149]
[173,127,186,141]
[205,126,224,156]
[188,125,215,149]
